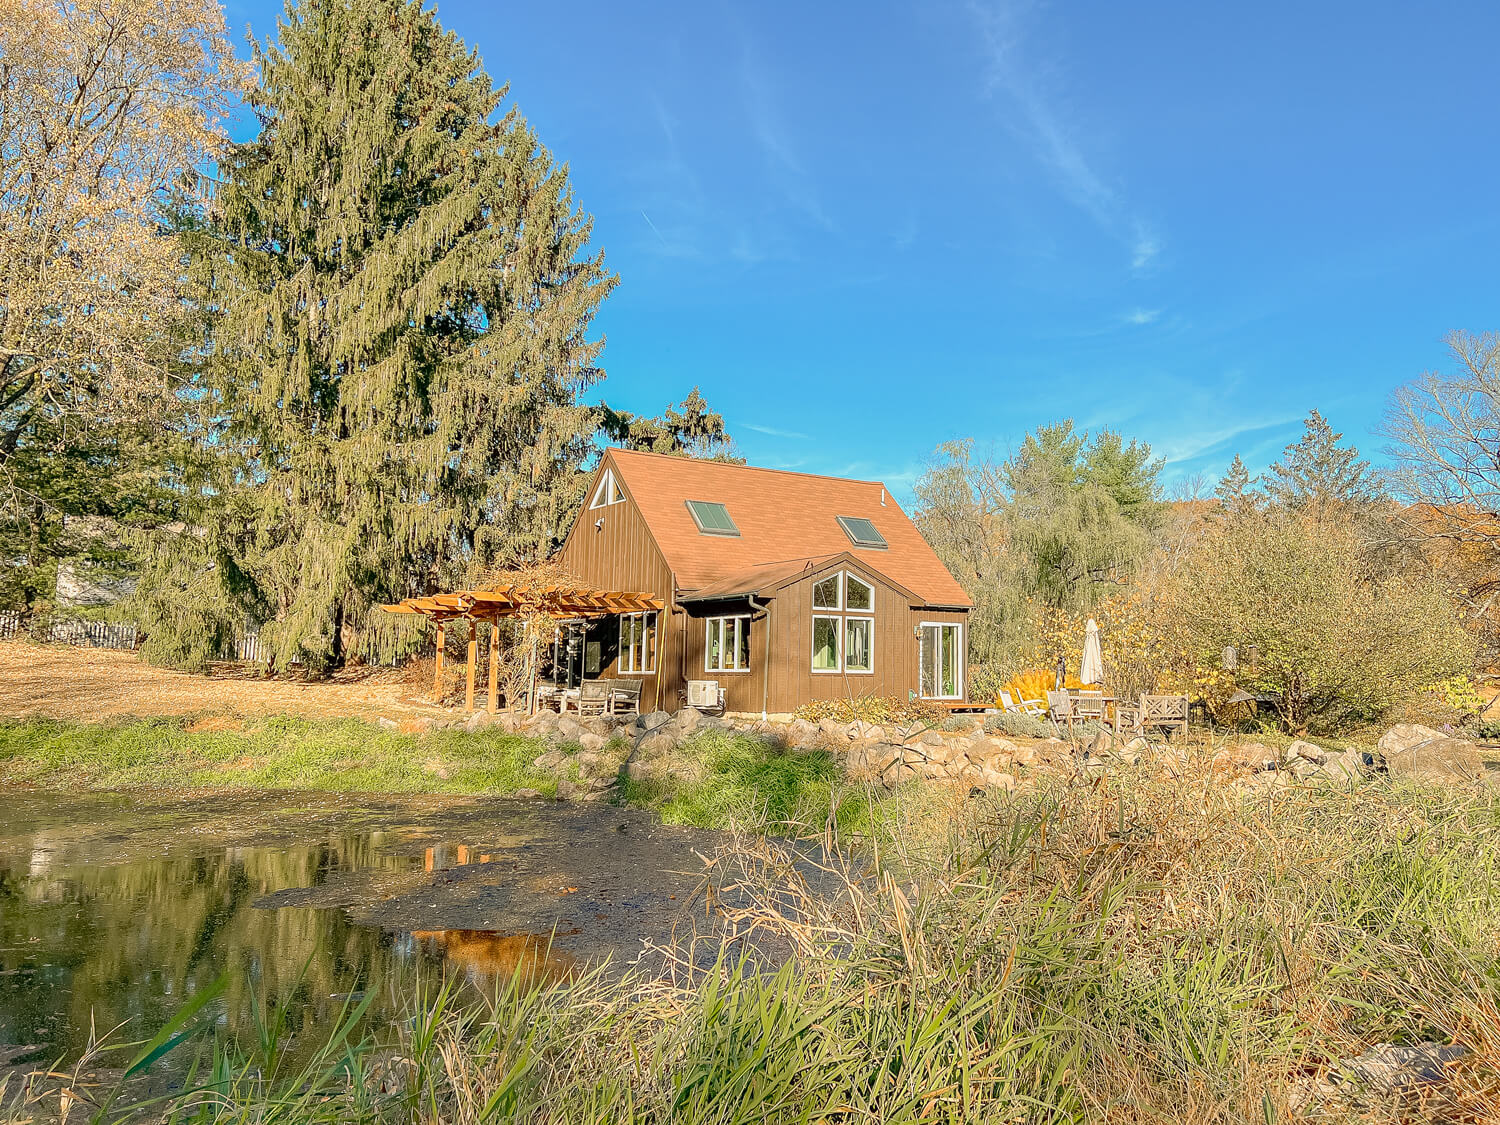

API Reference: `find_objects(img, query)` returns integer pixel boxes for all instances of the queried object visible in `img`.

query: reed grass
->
[7,752,1498,1123]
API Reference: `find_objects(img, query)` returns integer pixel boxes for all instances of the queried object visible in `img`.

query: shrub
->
[1176,510,1475,733]
[794,695,943,726]
[984,711,1054,739]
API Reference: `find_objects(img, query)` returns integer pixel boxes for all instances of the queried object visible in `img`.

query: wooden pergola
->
[382,584,664,713]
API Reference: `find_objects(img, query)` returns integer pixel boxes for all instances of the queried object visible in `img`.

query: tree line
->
[914,374,1500,735]
[2,0,734,671]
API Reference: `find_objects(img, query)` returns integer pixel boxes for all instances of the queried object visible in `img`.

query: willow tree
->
[169,0,615,670]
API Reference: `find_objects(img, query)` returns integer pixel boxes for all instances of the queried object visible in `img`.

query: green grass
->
[0,716,562,797]
[0,718,914,838]
[617,727,891,837]
[12,762,1500,1124]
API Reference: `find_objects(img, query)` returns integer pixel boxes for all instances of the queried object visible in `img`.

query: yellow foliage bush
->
[794,695,944,726]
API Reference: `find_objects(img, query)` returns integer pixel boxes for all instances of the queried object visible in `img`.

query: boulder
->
[638,733,679,758]
[786,718,820,747]
[1376,723,1445,758]
[1010,743,1036,766]
[1312,747,1367,784]
[531,747,567,771]
[880,759,917,787]
[1386,737,1487,784]
[918,729,945,747]
[1087,730,1115,758]
[1285,739,1327,765]
[376,716,399,732]
[977,768,1016,792]
[578,731,607,753]
[554,716,584,742]
[673,707,711,736]
[869,743,903,774]
[464,710,493,733]
[849,720,885,742]
[818,716,846,738]
[512,788,544,799]
[641,710,671,732]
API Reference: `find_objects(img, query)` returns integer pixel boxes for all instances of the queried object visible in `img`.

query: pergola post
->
[487,621,500,713]
[433,622,445,701]
[465,620,477,711]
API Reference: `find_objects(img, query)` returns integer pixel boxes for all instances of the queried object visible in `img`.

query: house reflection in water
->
[410,929,578,987]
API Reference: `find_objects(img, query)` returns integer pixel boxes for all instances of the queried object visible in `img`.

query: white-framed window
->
[706,615,750,672]
[919,622,963,700]
[811,615,841,673]
[812,573,841,610]
[844,617,874,674]
[810,570,876,673]
[845,574,874,611]
[590,469,623,509]
[618,611,656,674]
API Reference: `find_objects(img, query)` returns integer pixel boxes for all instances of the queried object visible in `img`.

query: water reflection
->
[0,836,457,1065]
[0,793,722,1070]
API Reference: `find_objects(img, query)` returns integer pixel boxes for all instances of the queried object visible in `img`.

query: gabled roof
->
[603,448,973,608]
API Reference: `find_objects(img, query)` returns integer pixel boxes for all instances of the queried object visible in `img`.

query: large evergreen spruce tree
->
[163,0,615,669]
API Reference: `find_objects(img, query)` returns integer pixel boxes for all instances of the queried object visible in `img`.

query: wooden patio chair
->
[1046,690,1073,728]
[1073,690,1107,725]
[576,679,610,717]
[998,688,1047,719]
[1140,694,1189,738]
[1113,699,1142,738]
[608,678,643,717]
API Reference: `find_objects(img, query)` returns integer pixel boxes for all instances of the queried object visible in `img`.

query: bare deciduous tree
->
[1385,330,1500,543]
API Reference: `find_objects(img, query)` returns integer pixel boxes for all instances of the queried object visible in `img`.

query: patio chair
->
[1046,690,1073,727]
[1113,700,1142,737]
[1073,690,1107,724]
[998,688,1047,718]
[1140,694,1189,738]
[608,678,643,717]
[576,679,610,717]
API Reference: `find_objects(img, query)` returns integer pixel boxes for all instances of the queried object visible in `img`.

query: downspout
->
[750,595,771,720]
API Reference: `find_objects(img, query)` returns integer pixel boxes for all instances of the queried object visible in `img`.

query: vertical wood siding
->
[556,458,970,715]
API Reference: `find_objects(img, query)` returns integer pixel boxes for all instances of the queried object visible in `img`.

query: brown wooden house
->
[551,449,973,717]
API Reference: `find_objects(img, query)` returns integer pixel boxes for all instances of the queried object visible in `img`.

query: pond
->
[0,790,736,1074]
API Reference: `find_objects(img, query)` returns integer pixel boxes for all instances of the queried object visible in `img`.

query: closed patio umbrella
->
[1080,618,1104,686]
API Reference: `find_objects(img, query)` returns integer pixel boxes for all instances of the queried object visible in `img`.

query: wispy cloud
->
[736,35,833,231]
[969,0,1161,273]
[1123,307,1161,326]
[741,422,811,440]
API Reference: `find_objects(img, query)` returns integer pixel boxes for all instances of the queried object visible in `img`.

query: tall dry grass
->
[7,756,1498,1123]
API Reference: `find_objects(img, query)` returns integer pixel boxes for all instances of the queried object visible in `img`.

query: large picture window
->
[810,570,876,674]
[811,616,841,673]
[706,616,750,672]
[844,617,874,674]
[618,612,657,674]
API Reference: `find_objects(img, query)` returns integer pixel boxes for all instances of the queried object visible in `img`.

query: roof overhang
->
[677,551,931,606]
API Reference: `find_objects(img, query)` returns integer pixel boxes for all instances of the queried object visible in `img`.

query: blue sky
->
[222,0,1500,499]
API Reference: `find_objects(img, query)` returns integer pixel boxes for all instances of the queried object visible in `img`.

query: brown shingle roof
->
[605,449,973,608]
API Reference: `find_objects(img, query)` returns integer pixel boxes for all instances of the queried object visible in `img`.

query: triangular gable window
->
[590,469,623,509]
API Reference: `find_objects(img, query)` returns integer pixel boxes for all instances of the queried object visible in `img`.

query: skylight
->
[837,516,887,549]
[686,500,740,537]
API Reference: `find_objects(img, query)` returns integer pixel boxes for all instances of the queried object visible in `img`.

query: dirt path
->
[0,642,449,722]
